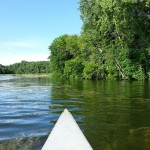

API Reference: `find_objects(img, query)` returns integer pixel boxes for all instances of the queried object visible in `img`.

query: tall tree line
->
[49,0,150,80]
[0,61,51,74]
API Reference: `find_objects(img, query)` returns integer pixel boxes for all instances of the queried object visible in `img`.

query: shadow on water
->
[0,77,150,150]
[49,79,150,150]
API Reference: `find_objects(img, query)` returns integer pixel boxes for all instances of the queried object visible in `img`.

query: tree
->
[0,64,5,74]
[64,57,84,78]
[49,34,82,77]
[80,0,150,80]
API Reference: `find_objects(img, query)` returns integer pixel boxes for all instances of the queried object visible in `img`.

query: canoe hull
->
[42,109,93,150]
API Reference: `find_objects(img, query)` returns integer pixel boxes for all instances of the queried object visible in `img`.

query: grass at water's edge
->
[0,74,52,77]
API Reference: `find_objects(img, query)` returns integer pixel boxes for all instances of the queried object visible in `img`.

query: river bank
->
[0,74,51,77]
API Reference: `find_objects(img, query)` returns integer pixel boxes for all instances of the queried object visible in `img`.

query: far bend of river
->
[0,76,150,150]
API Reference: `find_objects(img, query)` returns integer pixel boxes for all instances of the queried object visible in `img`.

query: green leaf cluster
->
[49,0,150,80]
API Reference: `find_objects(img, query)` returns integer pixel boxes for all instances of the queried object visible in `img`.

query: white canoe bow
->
[42,109,93,150]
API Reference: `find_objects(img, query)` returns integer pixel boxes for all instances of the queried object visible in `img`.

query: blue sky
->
[0,0,82,65]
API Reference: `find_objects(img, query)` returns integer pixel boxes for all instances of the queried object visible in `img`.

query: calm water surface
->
[0,76,150,150]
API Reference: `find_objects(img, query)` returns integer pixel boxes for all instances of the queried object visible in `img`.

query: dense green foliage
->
[49,34,82,78]
[0,61,51,74]
[49,0,150,80]
[0,64,12,74]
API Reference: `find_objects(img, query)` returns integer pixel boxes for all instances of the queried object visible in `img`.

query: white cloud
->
[0,37,51,65]
[1,41,38,50]
[0,52,49,65]
[0,37,51,51]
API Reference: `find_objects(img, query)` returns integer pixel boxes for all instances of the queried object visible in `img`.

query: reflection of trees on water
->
[49,79,150,149]
[127,81,150,150]
[50,80,150,150]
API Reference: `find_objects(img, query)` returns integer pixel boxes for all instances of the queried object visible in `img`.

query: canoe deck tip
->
[63,108,73,116]
[63,108,69,113]
[42,108,93,150]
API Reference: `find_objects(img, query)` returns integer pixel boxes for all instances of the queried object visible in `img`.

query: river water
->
[0,76,149,150]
